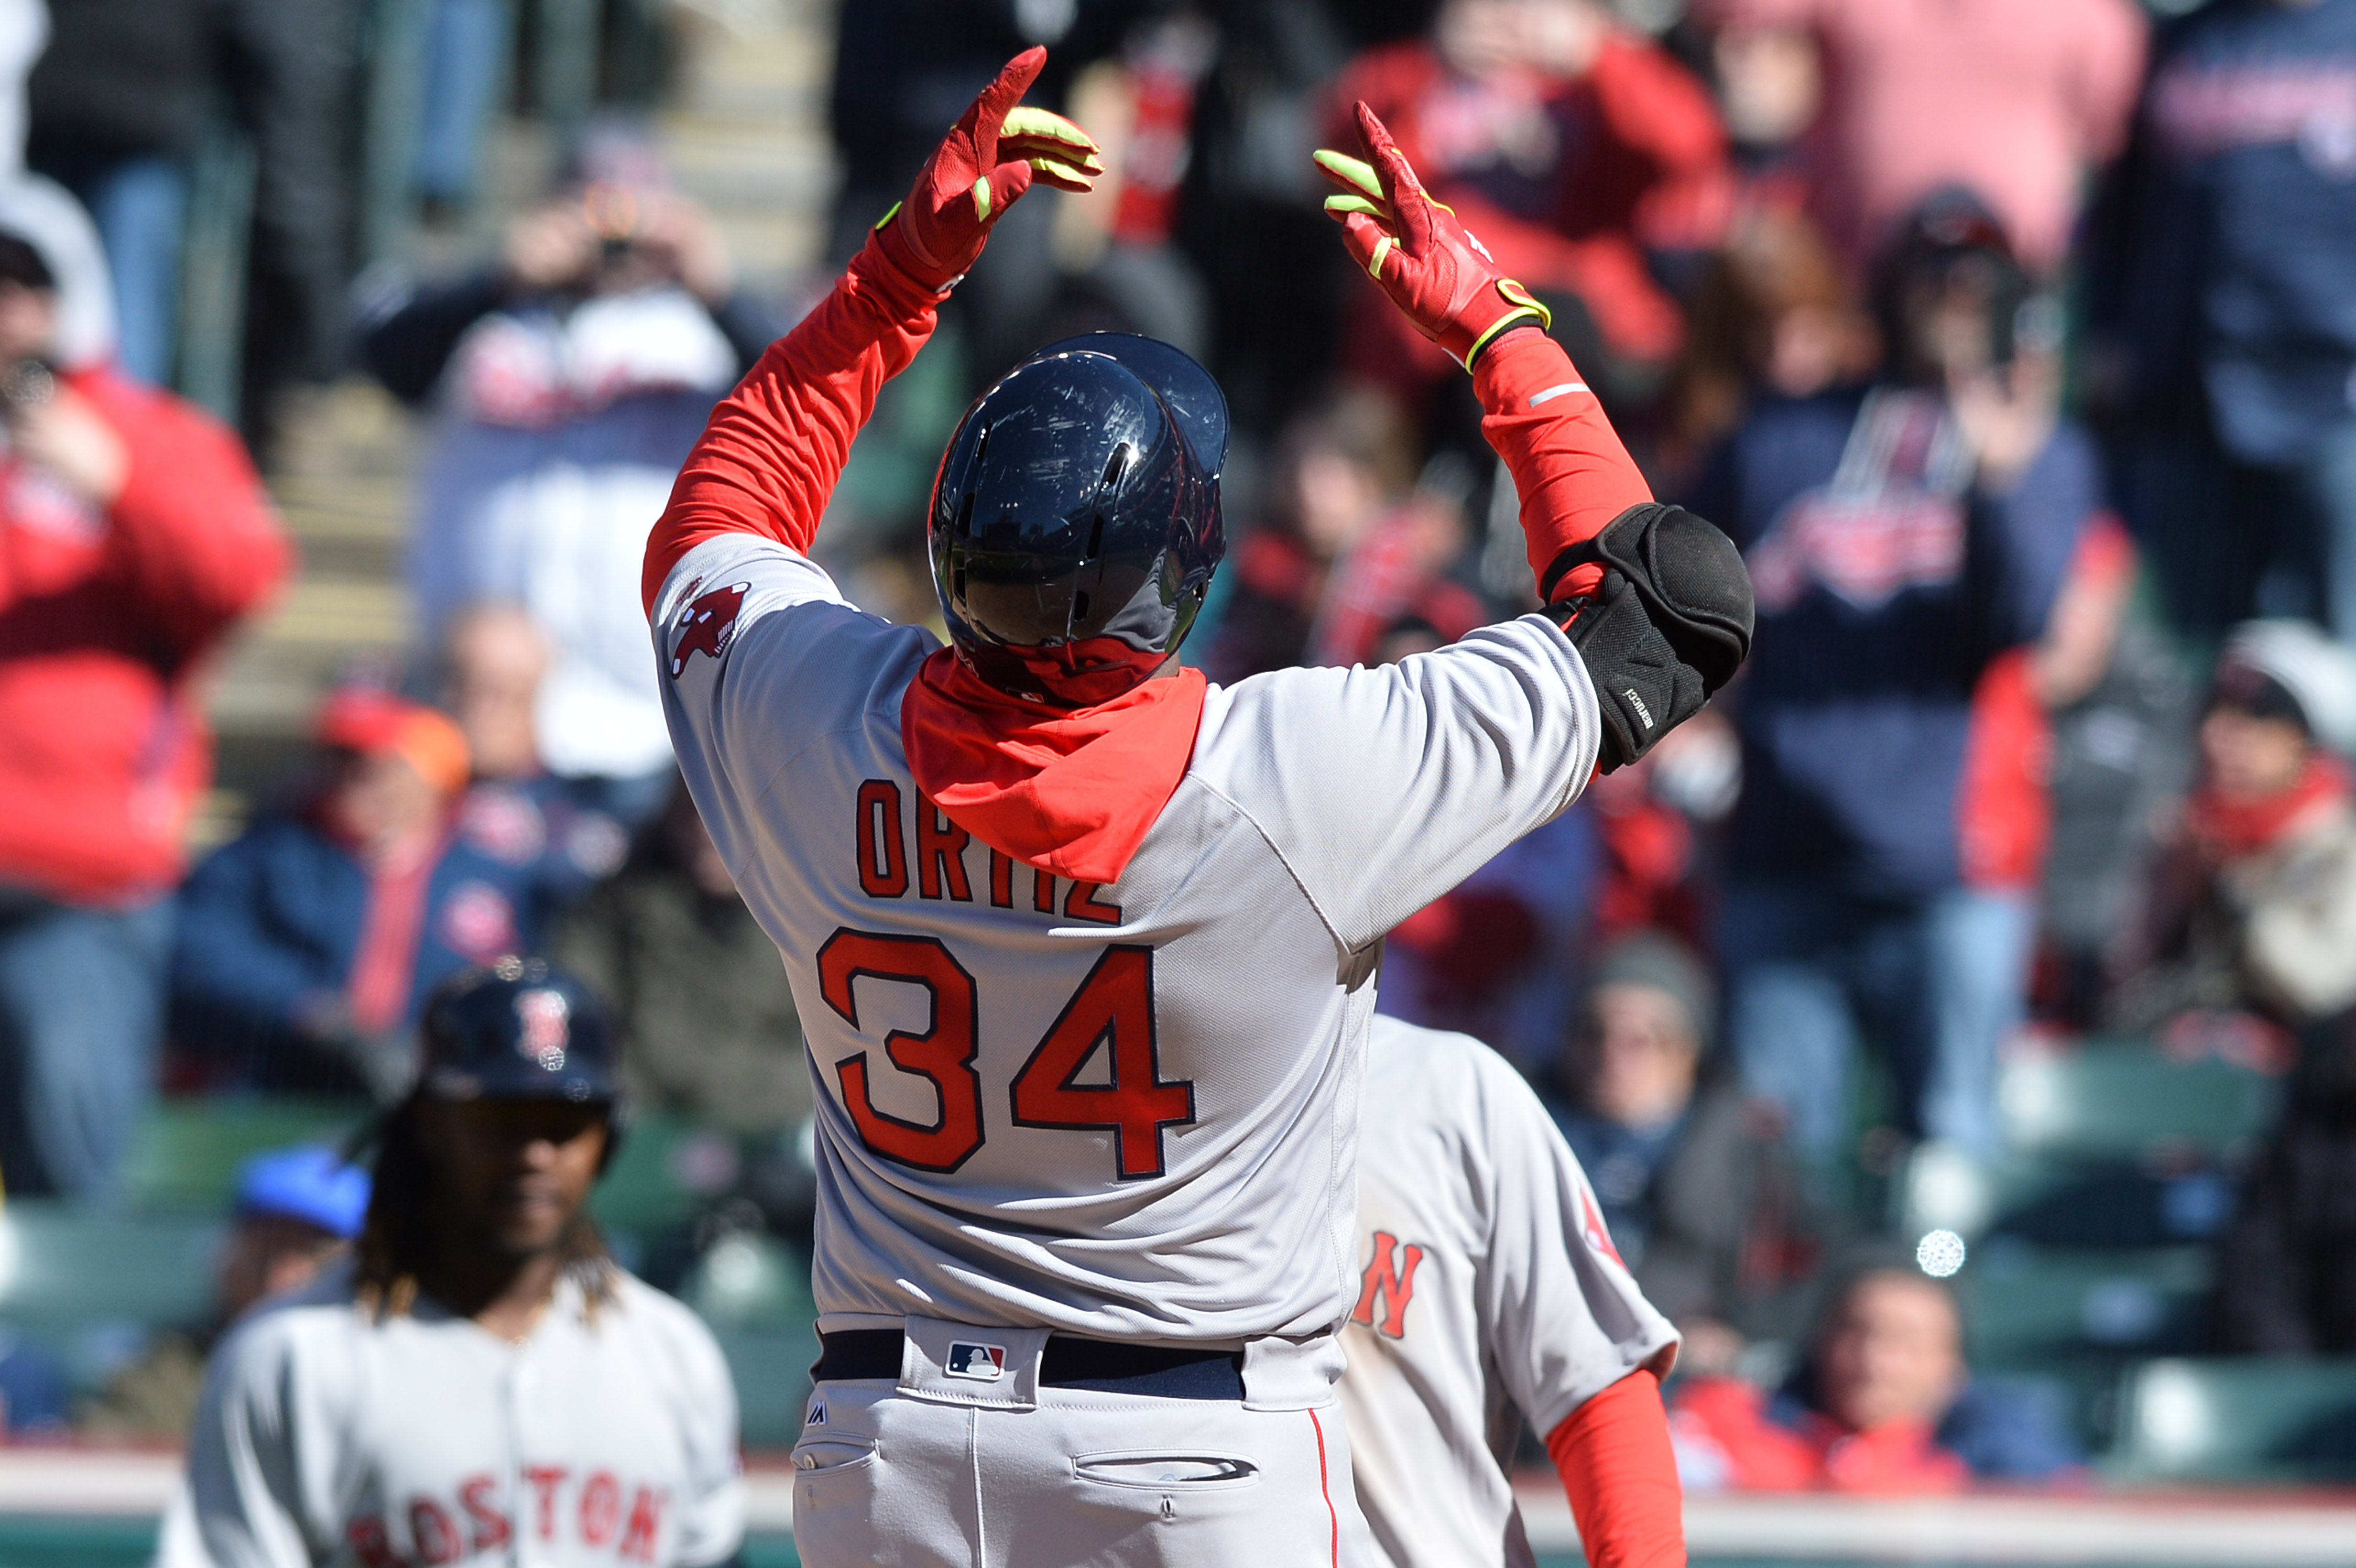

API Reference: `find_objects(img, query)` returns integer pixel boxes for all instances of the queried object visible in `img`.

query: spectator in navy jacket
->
[2088,0,2356,643]
[170,689,584,1099]
[1691,193,2092,1191]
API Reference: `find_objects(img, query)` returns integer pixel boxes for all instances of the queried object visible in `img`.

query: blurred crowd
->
[0,0,2354,1485]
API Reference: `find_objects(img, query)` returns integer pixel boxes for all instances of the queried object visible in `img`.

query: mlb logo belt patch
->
[945,1341,1009,1381]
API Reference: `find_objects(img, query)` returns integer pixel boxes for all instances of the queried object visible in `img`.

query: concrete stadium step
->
[663,0,835,283]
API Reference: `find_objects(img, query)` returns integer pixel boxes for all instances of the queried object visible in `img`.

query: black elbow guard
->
[1549,503,1753,772]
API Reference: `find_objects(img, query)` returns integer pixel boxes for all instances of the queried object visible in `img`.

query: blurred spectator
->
[1710,20,1820,215]
[1204,391,1416,681]
[1673,1261,2083,1490]
[222,0,363,462]
[78,1144,366,1441]
[2109,620,2356,1045]
[1176,0,1361,438]
[0,186,288,1197]
[0,1,42,182]
[1663,207,1876,495]
[1696,0,2143,274]
[436,601,630,898]
[439,600,549,784]
[2088,0,2356,643]
[360,131,787,820]
[2029,521,2192,1026]
[413,0,508,216]
[552,782,810,1137]
[24,0,202,385]
[2213,1009,2356,1355]
[1697,194,2093,1178]
[1330,0,1731,406]
[170,688,578,1099]
[1048,16,1220,362]
[1307,483,1486,670]
[1582,712,1742,952]
[1957,522,2176,1036]
[1544,932,1814,1372]
[0,1329,67,1437]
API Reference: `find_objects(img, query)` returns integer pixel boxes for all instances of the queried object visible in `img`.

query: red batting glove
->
[1315,102,1550,370]
[873,47,1104,294]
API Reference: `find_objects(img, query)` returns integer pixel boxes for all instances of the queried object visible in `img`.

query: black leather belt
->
[813,1328,1246,1401]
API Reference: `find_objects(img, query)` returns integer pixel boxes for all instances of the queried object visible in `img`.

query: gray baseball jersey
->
[1339,1017,1679,1568]
[169,1259,743,1568]
[653,534,1600,1342]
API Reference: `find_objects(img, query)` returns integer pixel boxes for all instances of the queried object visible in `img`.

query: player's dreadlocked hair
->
[348,1092,617,1324]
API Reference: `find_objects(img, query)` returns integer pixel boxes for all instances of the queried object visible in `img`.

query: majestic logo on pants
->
[945,1342,1008,1380]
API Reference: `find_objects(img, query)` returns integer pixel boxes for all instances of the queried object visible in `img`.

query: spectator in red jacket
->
[1329,0,1731,407]
[0,182,289,1196]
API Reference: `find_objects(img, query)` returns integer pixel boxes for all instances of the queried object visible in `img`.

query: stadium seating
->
[2110,1359,2356,1483]
[122,1097,368,1213]
[1998,1039,2281,1164]
[1892,1040,2290,1462]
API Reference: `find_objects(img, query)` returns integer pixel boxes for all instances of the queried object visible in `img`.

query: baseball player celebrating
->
[644,47,1748,1568]
[170,962,745,1568]
[1341,1014,1685,1568]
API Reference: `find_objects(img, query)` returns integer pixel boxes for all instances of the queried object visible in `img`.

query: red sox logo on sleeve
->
[668,580,752,678]
[1578,1183,1625,1269]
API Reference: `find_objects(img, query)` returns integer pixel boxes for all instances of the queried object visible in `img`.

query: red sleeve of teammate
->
[1546,1369,1687,1568]
[640,236,942,615]
[1474,327,1656,603]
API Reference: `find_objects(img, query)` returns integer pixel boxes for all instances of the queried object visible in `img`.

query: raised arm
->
[642,47,1101,613]
[1316,103,1753,770]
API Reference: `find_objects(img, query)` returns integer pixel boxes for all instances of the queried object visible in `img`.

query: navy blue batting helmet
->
[418,959,618,1104]
[928,333,1227,707]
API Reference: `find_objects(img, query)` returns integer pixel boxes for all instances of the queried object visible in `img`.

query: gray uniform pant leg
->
[794,1385,1366,1568]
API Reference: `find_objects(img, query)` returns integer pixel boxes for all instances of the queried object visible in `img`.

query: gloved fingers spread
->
[1333,209,1398,280]
[1021,157,1100,193]
[1322,192,1386,220]
[1315,149,1386,206]
[999,108,1103,168]
[969,47,1049,146]
[1352,103,1439,251]
[978,158,1036,218]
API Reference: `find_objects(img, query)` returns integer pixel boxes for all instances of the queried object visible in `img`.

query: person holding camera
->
[0,179,289,1197]
[357,128,787,826]
[1688,190,2097,1194]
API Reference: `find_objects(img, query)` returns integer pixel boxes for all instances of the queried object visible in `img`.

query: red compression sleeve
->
[1474,327,1655,604]
[1545,1370,1686,1568]
[642,234,942,614]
